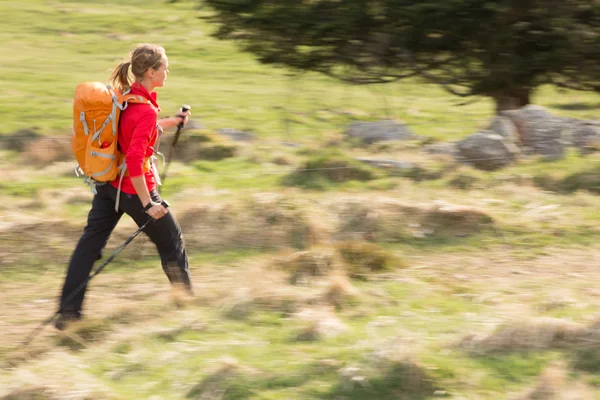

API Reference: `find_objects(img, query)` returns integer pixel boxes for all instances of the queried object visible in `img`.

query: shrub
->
[336,241,404,279]
[171,129,237,162]
[282,152,376,189]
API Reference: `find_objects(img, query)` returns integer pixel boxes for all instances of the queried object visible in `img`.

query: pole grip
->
[177,104,191,130]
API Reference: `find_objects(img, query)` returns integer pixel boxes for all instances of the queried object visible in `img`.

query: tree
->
[203,0,600,112]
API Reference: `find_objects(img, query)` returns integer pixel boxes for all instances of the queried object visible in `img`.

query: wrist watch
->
[143,201,159,213]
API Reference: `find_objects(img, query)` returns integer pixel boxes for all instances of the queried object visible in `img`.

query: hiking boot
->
[54,310,82,331]
[163,262,193,295]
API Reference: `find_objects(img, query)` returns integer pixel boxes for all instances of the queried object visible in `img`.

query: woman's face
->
[149,57,169,89]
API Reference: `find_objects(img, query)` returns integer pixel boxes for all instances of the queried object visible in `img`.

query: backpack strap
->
[118,93,152,109]
[114,161,128,212]
[112,89,153,212]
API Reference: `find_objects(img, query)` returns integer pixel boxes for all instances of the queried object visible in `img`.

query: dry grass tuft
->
[0,219,82,268]
[0,386,56,400]
[222,264,306,319]
[459,317,583,354]
[0,129,41,152]
[274,248,335,285]
[460,315,600,357]
[295,307,348,341]
[336,240,403,279]
[514,361,594,400]
[332,197,494,241]
[170,129,237,162]
[337,356,436,396]
[321,271,360,309]
[2,349,117,399]
[514,361,567,400]
[422,200,494,236]
[55,318,114,351]
[2,349,43,371]
[22,138,71,167]
[186,356,256,400]
[179,195,318,251]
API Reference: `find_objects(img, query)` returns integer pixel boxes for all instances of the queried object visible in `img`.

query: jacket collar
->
[130,81,161,111]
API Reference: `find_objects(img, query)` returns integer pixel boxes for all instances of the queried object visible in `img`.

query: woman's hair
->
[109,43,166,92]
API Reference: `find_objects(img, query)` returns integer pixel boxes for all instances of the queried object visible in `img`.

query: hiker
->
[56,44,192,330]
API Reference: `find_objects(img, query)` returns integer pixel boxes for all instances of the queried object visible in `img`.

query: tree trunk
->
[493,88,532,114]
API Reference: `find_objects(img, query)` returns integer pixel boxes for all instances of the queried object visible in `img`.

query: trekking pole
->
[13,201,168,357]
[161,104,191,184]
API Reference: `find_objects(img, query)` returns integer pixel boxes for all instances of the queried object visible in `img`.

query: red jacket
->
[110,82,161,195]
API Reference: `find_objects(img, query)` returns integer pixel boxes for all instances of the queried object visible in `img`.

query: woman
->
[56,44,192,330]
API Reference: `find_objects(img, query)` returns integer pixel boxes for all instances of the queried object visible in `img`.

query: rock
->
[501,105,565,159]
[423,142,458,156]
[216,128,256,142]
[354,158,415,170]
[488,116,519,142]
[571,122,600,154]
[456,131,519,171]
[345,120,416,144]
[279,141,303,148]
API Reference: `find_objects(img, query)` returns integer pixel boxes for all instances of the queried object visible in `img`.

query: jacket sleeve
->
[126,111,156,178]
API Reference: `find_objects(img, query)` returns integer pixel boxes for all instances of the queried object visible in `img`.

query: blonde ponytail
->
[109,61,132,92]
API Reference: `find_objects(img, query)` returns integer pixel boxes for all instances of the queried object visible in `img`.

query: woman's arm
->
[126,113,168,219]
[131,175,167,220]
[157,110,191,130]
[131,175,169,219]
[130,175,152,207]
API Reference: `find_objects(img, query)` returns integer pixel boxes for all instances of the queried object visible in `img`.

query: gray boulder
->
[423,142,458,156]
[354,158,415,170]
[345,120,416,144]
[501,105,565,159]
[457,131,519,171]
[570,122,600,154]
[488,116,519,143]
[216,128,256,142]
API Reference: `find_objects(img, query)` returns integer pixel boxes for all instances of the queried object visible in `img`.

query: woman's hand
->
[158,109,192,130]
[175,108,191,127]
[144,201,169,220]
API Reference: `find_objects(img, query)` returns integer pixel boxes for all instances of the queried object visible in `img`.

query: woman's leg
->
[59,184,123,316]
[105,185,192,291]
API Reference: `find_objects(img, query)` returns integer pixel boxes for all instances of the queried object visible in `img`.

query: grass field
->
[3,1,600,399]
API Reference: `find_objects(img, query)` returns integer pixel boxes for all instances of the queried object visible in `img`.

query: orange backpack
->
[72,82,151,185]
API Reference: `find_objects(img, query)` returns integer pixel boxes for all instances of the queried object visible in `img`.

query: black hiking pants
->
[59,183,191,314]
